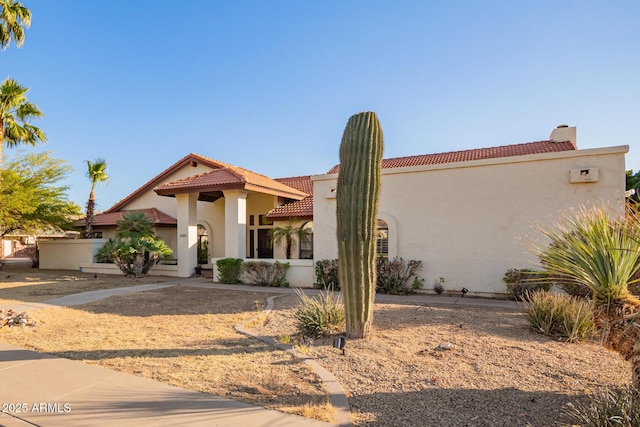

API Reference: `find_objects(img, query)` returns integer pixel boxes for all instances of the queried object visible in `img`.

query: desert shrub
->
[314,259,340,290]
[376,257,422,295]
[563,386,640,427]
[524,290,594,342]
[216,258,243,284]
[503,268,552,300]
[295,289,345,338]
[432,277,445,294]
[240,261,289,287]
[96,238,117,263]
[555,277,593,299]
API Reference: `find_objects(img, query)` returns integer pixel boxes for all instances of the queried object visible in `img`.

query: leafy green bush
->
[240,261,289,287]
[216,258,243,284]
[96,238,117,263]
[563,387,640,427]
[295,289,345,338]
[524,290,594,342]
[376,257,422,295]
[502,268,552,300]
[314,259,340,290]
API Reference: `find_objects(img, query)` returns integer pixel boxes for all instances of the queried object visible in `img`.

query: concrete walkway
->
[0,342,336,427]
[0,278,520,426]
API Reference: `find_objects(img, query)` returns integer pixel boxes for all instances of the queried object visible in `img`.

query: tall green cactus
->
[337,111,384,339]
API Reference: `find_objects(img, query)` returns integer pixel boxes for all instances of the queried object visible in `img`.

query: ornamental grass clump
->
[563,386,640,427]
[524,290,594,342]
[294,289,345,338]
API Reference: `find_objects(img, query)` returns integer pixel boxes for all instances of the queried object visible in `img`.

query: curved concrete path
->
[0,279,341,427]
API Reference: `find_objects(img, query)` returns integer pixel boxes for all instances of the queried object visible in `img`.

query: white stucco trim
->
[176,193,198,277]
[223,189,248,258]
[377,211,397,259]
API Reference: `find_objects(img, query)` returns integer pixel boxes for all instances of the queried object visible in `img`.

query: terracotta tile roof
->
[325,140,577,174]
[154,163,308,200]
[155,168,244,192]
[73,208,177,228]
[267,176,314,220]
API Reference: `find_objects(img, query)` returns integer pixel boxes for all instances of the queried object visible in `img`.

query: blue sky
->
[2,1,639,210]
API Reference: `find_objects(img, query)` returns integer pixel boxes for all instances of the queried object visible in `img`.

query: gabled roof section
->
[73,208,177,228]
[107,153,233,213]
[154,164,308,200]
[107,153,307,212]
[266,176,314,220]
[325,140,577,174]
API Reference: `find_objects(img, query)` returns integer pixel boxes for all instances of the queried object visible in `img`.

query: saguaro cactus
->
[337,111,384,339]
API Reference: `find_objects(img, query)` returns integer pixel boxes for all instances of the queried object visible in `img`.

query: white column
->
[176,193,198,277]
[223,189,247,258]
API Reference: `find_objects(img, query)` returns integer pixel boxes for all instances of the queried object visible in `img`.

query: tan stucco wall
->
[39,239,106,270]
[312,145,628,296]
[123,164,213,217]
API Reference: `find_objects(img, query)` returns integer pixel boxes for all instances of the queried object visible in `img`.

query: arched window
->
[376,219,388,258]
[197,224,209,265]
[299,221,314,259]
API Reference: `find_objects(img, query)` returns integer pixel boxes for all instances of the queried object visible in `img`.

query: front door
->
[257,229,273,258]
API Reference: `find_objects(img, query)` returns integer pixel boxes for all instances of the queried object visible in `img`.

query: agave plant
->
[532,203,640,386]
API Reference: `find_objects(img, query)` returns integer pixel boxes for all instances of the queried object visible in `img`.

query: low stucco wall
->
[78,262,180,277]
[211,258,314,288]
[39,239,106,271]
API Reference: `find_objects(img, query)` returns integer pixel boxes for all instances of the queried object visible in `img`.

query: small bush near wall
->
[216,258,243,284]
[240,261,290,287]
[376,257,423,295]
[315,257,423,294]
[314,259,340,290]
[503,268,551,301]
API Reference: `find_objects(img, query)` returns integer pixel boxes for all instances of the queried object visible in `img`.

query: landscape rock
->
[0,309,36,328]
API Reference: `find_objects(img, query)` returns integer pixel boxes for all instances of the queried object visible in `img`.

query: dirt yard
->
[0,265,632,426]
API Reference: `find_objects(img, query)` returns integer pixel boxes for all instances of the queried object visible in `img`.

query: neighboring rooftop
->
[267,176,314,219]
[325,139,577,174]
[73,208,177,228]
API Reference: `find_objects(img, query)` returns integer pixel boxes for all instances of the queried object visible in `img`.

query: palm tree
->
[534,203,640,387]
[0,0,31,50]
[270,219,312,259]
[84,158,109,238]
[0,77,45,169]
[112,211,172,277]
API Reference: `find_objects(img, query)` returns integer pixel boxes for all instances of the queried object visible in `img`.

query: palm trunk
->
[85,190,95,239]
[596,298,640,387]
[0,119,5,171]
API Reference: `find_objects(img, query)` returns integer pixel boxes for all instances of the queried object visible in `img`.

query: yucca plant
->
[531,203,640,386]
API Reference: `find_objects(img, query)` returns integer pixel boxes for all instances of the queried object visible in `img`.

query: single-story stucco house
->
[40,124,628,296]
